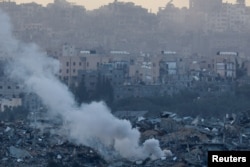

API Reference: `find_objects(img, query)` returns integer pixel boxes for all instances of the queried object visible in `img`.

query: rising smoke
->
[0,10,165,161]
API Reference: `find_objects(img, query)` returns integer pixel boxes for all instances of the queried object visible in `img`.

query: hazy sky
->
[15,0,248,13]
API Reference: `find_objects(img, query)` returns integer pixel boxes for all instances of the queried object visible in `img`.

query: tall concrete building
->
[236,0,245,5]
[189,0,222,13]
[214,52,238,79]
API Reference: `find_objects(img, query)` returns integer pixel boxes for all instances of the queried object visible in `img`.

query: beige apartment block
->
[214,52,238,79]
[128,54,158,84]
[159,52,187,78]
[83,52,132,71]
[58,56,86,85]
[0,98,22,112]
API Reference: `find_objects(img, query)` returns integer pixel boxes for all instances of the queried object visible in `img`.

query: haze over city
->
[1,0,250,166]
[14,0,248,12]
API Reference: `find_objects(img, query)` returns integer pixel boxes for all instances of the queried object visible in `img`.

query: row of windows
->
[65,62,130,68]
[59,69,77,73]
[66,62,82,66]
[0,94,19,98]
[0,86,20,89]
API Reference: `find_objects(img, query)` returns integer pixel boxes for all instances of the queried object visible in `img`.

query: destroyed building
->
[1,109,249,166]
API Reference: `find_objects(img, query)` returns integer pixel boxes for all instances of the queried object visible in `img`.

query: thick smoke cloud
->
[0,10,164,161]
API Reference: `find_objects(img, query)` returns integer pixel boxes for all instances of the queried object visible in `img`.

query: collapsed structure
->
[1,110,250,166]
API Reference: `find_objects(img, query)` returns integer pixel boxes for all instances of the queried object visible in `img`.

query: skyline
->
[14,0,247,13]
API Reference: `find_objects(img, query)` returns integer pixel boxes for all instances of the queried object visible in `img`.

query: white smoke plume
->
[0,10,164,161]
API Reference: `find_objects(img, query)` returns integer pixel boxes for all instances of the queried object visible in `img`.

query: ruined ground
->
[1,110,250,167]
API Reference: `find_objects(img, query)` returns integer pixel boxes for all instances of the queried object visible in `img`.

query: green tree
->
[236,59,247,79]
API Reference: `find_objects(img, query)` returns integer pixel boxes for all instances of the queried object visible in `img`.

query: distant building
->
[62,44,77,57]
[77,70,98,97]
[214,51,238,79]
[22,93,43,113]
[237,0,245,6]
[159,51,187,84]
[205,3,249,33]
[128,53,160,84]
[57,55,86,86]
[189,0,222,13]
[0,97,22,112]
[0,78,22,99]
[114,84,181,101]
[99,61,129,86]
[0,77,23,112]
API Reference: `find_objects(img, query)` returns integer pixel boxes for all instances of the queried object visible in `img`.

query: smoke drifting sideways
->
[0,10,165,161]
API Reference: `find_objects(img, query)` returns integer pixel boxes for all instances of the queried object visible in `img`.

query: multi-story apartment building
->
[0,98,22,111]
[189,0,222,13]
[205,2,249,33]
[0,78,22,99]
[214,51,238,79]
[158,3,188,29]
[58,47,134,86]
[0,77,23,111]
[56,42,243,86]
[58,55,87,86]
[159,51,187,83]
[58,45,192,86]
[128,53,158,84]
[62,43,77,57]
[99,61,129,86]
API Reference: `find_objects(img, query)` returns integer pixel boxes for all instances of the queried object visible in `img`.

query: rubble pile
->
[132,110,250,166]
[1,110,250,167]
[0,121,107,167]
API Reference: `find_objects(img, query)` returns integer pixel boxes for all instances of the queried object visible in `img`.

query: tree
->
[236,59,247,79]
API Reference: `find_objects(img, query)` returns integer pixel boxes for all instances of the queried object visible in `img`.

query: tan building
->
[205,3,249,33]
[84,51,132,71]
[128,53,159,84]
[158,52,188,83]
[0,98,22,112]
[214,52,238,79]
[84,54,108,71]
[58,55,86,85]
[58,51,113,85]
[0,77,22,112]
